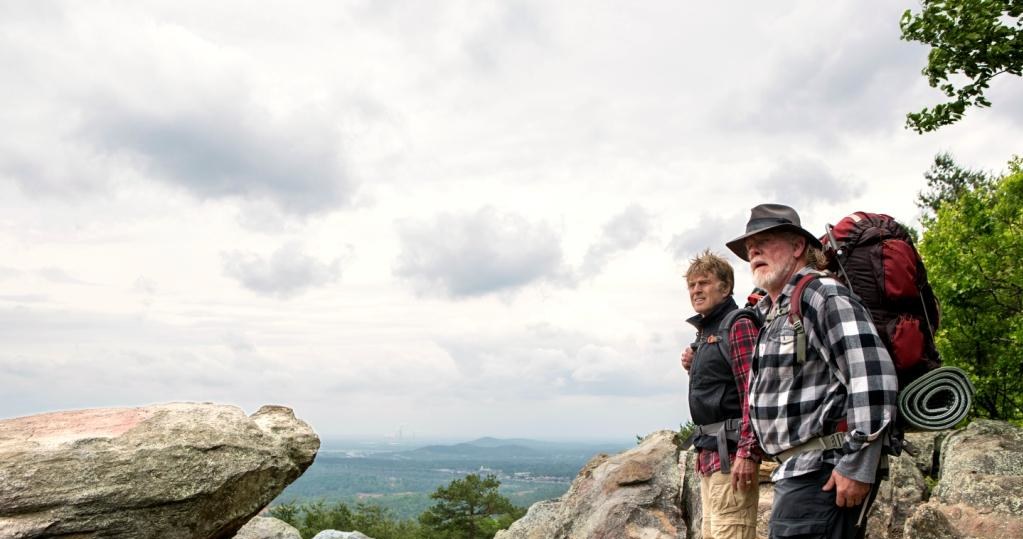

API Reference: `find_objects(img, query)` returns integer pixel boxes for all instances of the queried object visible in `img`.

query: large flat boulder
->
[0,403,319,539]
[311,531,374,539]
[495,430,683,539]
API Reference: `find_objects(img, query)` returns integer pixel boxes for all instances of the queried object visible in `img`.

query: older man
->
[726,204,897,539]
[681,250,761,539]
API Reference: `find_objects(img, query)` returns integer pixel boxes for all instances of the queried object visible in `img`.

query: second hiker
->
[681,250,762,539]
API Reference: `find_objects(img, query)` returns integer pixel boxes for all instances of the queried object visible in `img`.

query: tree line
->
[916,153,1023,422]
[270,472,526,539]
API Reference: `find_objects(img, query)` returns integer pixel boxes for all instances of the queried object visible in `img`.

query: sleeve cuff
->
[835,439,882,483]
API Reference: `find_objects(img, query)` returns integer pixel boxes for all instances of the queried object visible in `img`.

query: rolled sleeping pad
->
[898,366,975,431]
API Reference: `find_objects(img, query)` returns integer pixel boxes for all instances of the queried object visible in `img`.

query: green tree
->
[675,420,696,448]
[352,502,427,539]
[270,499,429,539]
[418,474,521,539]
[917,155,1023,421]
[268,501,300,527]
[918,152,994,217]
[298,500,355,538]
[900,0,1023,132]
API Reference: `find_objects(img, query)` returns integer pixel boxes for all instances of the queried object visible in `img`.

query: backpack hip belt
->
[682,417,742,473]
[770,431,845,465]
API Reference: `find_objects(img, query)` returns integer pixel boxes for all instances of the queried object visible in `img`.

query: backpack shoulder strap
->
[788,273,821,363]
[716,307,761,362]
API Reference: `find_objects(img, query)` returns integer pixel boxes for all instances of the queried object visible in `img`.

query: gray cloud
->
[580,205,652,277]
[757,159,860,207]
[666,214,737,263]
[81,99,355,216]
[0,3,365,214]
[395,207,568,298]
[222,242,344,299]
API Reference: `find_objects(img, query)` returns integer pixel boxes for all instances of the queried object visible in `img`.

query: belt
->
[683,418,741,473]
[771,432,846,464]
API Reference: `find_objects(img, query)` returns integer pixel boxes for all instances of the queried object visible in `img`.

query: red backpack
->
[790,212,942,389]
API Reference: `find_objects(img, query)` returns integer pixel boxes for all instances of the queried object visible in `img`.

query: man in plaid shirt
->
[681,250,762,539]
[726,204,897,539]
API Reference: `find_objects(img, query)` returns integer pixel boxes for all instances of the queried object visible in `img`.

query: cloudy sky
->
[1,1,1019,442]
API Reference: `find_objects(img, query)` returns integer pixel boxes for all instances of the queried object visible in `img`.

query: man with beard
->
[725,204,897,539]
[681,250,761,539]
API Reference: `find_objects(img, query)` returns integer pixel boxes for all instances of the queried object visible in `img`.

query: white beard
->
[752,258,798,292]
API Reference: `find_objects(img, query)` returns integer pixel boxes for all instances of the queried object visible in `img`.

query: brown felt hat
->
[726,203,822,261]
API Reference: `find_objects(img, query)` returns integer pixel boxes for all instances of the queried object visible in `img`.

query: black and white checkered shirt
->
[750,266,897,482]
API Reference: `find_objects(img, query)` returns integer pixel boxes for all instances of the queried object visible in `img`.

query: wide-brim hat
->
[726,203,823,261]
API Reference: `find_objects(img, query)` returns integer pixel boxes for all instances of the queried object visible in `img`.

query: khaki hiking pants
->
[700,470,759,539]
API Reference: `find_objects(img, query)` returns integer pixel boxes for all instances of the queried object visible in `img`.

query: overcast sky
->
[1,1,1019,442]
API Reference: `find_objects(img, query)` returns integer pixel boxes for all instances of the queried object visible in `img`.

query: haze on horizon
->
[1,1,1019,441]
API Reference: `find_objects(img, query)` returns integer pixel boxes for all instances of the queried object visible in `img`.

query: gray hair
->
[779,231,827,269]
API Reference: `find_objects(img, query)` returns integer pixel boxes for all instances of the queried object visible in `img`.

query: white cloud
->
[719,5,929,140]
[36,267,93,286]
[0,1,1018,440]
[437,323,682,400]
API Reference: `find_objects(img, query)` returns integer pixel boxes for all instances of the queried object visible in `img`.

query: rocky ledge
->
[0,403,319,539]
[500,420,1023,539]
[496,429,683,539]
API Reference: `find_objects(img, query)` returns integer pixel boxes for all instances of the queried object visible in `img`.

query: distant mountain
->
[407,437,630,459]
[464,437,545,448]
[464,437,629,454]
[411,442,543,458]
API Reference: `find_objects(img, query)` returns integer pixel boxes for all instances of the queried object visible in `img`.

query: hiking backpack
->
[790,212,942,390]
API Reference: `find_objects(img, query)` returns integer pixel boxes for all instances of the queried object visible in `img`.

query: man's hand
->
[730,457,759,491]
[681,346,694,372]
[822,469,871,507]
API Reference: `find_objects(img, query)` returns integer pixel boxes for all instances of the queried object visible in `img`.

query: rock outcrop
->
[864,448,928,539]
[908,420,1023,539]
[0,403,319,539]
[679,449,701,537]
[496,430,684,539]
[511,420,1023,539]
[234,516,302,539]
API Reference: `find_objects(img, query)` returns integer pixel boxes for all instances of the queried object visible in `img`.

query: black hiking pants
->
[768,466,867,539]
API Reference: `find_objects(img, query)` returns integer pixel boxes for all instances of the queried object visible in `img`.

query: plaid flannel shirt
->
[749,266,897,482]
[694,315,762,476]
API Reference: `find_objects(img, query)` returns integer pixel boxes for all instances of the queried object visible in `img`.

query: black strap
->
[714,308,761,363]
[683,418,742,473]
